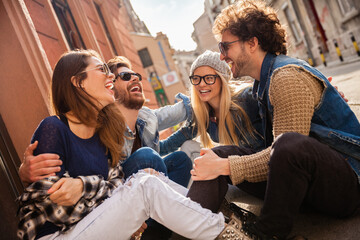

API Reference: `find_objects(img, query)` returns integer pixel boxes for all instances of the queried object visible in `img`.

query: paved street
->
[317,57,360,119]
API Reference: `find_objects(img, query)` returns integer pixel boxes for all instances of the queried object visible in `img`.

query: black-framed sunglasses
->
[78,63,111,76]
[115,72,142,81]
[189,74,219,85]
[218,39,241,56]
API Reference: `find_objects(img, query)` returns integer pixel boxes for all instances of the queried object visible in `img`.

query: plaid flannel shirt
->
[17,163,124,240]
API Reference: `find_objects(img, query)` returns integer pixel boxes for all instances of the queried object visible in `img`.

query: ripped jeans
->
[40,172,225,240]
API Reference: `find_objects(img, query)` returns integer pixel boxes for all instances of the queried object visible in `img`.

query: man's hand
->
[190,148,230,181]
[19,141,62,185]
[328,76,348,102]
[48,178,83,206]
[131,222,147,240]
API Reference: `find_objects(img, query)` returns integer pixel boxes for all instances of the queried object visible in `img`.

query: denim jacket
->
[254,53,360,180]
[134,93,192,156]
[175,87,265,151]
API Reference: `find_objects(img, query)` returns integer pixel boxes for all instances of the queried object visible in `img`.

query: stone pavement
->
[317,56,360,119]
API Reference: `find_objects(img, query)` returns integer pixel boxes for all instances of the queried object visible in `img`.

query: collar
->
[252,53,277,101]
[126,125,136,137]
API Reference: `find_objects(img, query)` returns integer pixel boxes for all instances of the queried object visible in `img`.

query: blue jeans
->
[121,147,192,188]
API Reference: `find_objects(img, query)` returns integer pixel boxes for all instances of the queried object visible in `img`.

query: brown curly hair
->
[213,0,287,55]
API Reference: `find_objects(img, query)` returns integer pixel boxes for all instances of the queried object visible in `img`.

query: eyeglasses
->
[218,40,241,56]
[189,74,219,85]
[78,63,111,76]
[116,72,142,81]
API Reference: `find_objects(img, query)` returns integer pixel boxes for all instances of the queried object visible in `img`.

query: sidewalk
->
[224,186,360,240]
[316,56,360,119]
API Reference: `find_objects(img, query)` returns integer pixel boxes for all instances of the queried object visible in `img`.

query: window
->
[283,5,301,43]
[338,0,355,15]
[337,0,356,15]
[94,2,118,55]
[138,48,153,68]
[51,0,86,49]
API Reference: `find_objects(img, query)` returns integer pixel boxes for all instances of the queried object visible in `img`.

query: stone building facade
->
[270,0,360,66]
[192,0,360,66]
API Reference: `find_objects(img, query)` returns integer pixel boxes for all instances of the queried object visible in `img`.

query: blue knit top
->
[31,116,110,238]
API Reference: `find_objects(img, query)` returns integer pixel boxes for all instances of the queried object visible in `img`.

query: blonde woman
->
[175,50,264,213]
[188,50,263,150]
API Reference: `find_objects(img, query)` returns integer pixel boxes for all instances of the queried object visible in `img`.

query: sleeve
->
[78,161,124,200]
[31,117,67,177]
[159,124,197,156]
[154,93,192,131]
[228,67,322,185]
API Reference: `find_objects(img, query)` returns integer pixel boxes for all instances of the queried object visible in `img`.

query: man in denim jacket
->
[189,1,360,239]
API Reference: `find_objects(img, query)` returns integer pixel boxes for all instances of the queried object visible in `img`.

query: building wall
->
[0,0,157,164]
[108,0,158,108]
[1,0,52,159]
[173,50,198,91]
[193,0,360,66]
[131,33,187,105]
[272,0,360,65]
[192,12,218,54]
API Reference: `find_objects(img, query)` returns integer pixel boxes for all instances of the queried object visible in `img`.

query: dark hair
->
[51,49,101,120]
[213,0,287,55]
[51,49,125,166]
[107,56,132,75]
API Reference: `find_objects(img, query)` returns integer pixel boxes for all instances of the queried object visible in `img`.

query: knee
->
[133,147,167,172]
[175,151,193,170]
[270,132,309,167]
[166,151,193,170]
[139,174,164,193]
[272,132,308,154]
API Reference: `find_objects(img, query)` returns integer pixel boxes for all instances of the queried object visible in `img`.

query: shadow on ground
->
[171,185,360,240]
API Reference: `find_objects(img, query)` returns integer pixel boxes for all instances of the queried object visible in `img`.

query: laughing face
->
[220,30,250,79]
[193,66,222,107]
[113,66,145,110]
[81,56,115,108]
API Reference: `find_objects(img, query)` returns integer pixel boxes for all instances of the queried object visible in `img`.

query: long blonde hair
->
[191,70,254,148]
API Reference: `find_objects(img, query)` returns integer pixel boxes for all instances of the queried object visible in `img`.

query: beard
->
[232,46,250,79]
[115,88,145,110]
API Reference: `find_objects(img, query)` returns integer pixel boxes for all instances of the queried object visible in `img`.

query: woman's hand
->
[48,177,84,206]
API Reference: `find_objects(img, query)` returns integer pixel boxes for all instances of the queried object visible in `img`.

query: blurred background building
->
[192,0,360,66]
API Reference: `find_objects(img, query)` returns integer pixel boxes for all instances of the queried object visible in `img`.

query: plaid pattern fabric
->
[17,163,124,240]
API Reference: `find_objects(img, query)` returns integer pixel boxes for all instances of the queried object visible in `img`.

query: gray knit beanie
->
[190,50,232,80]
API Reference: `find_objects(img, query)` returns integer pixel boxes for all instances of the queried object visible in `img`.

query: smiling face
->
[220,30,251,78]
[193,66,222,107]
[113,66,145,110]
[80,56,115,108]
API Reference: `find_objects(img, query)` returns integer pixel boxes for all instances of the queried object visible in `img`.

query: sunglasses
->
[78,63,111,76]
[116,72,142,81]
[189,74,219,85]
[218,40,241,56]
